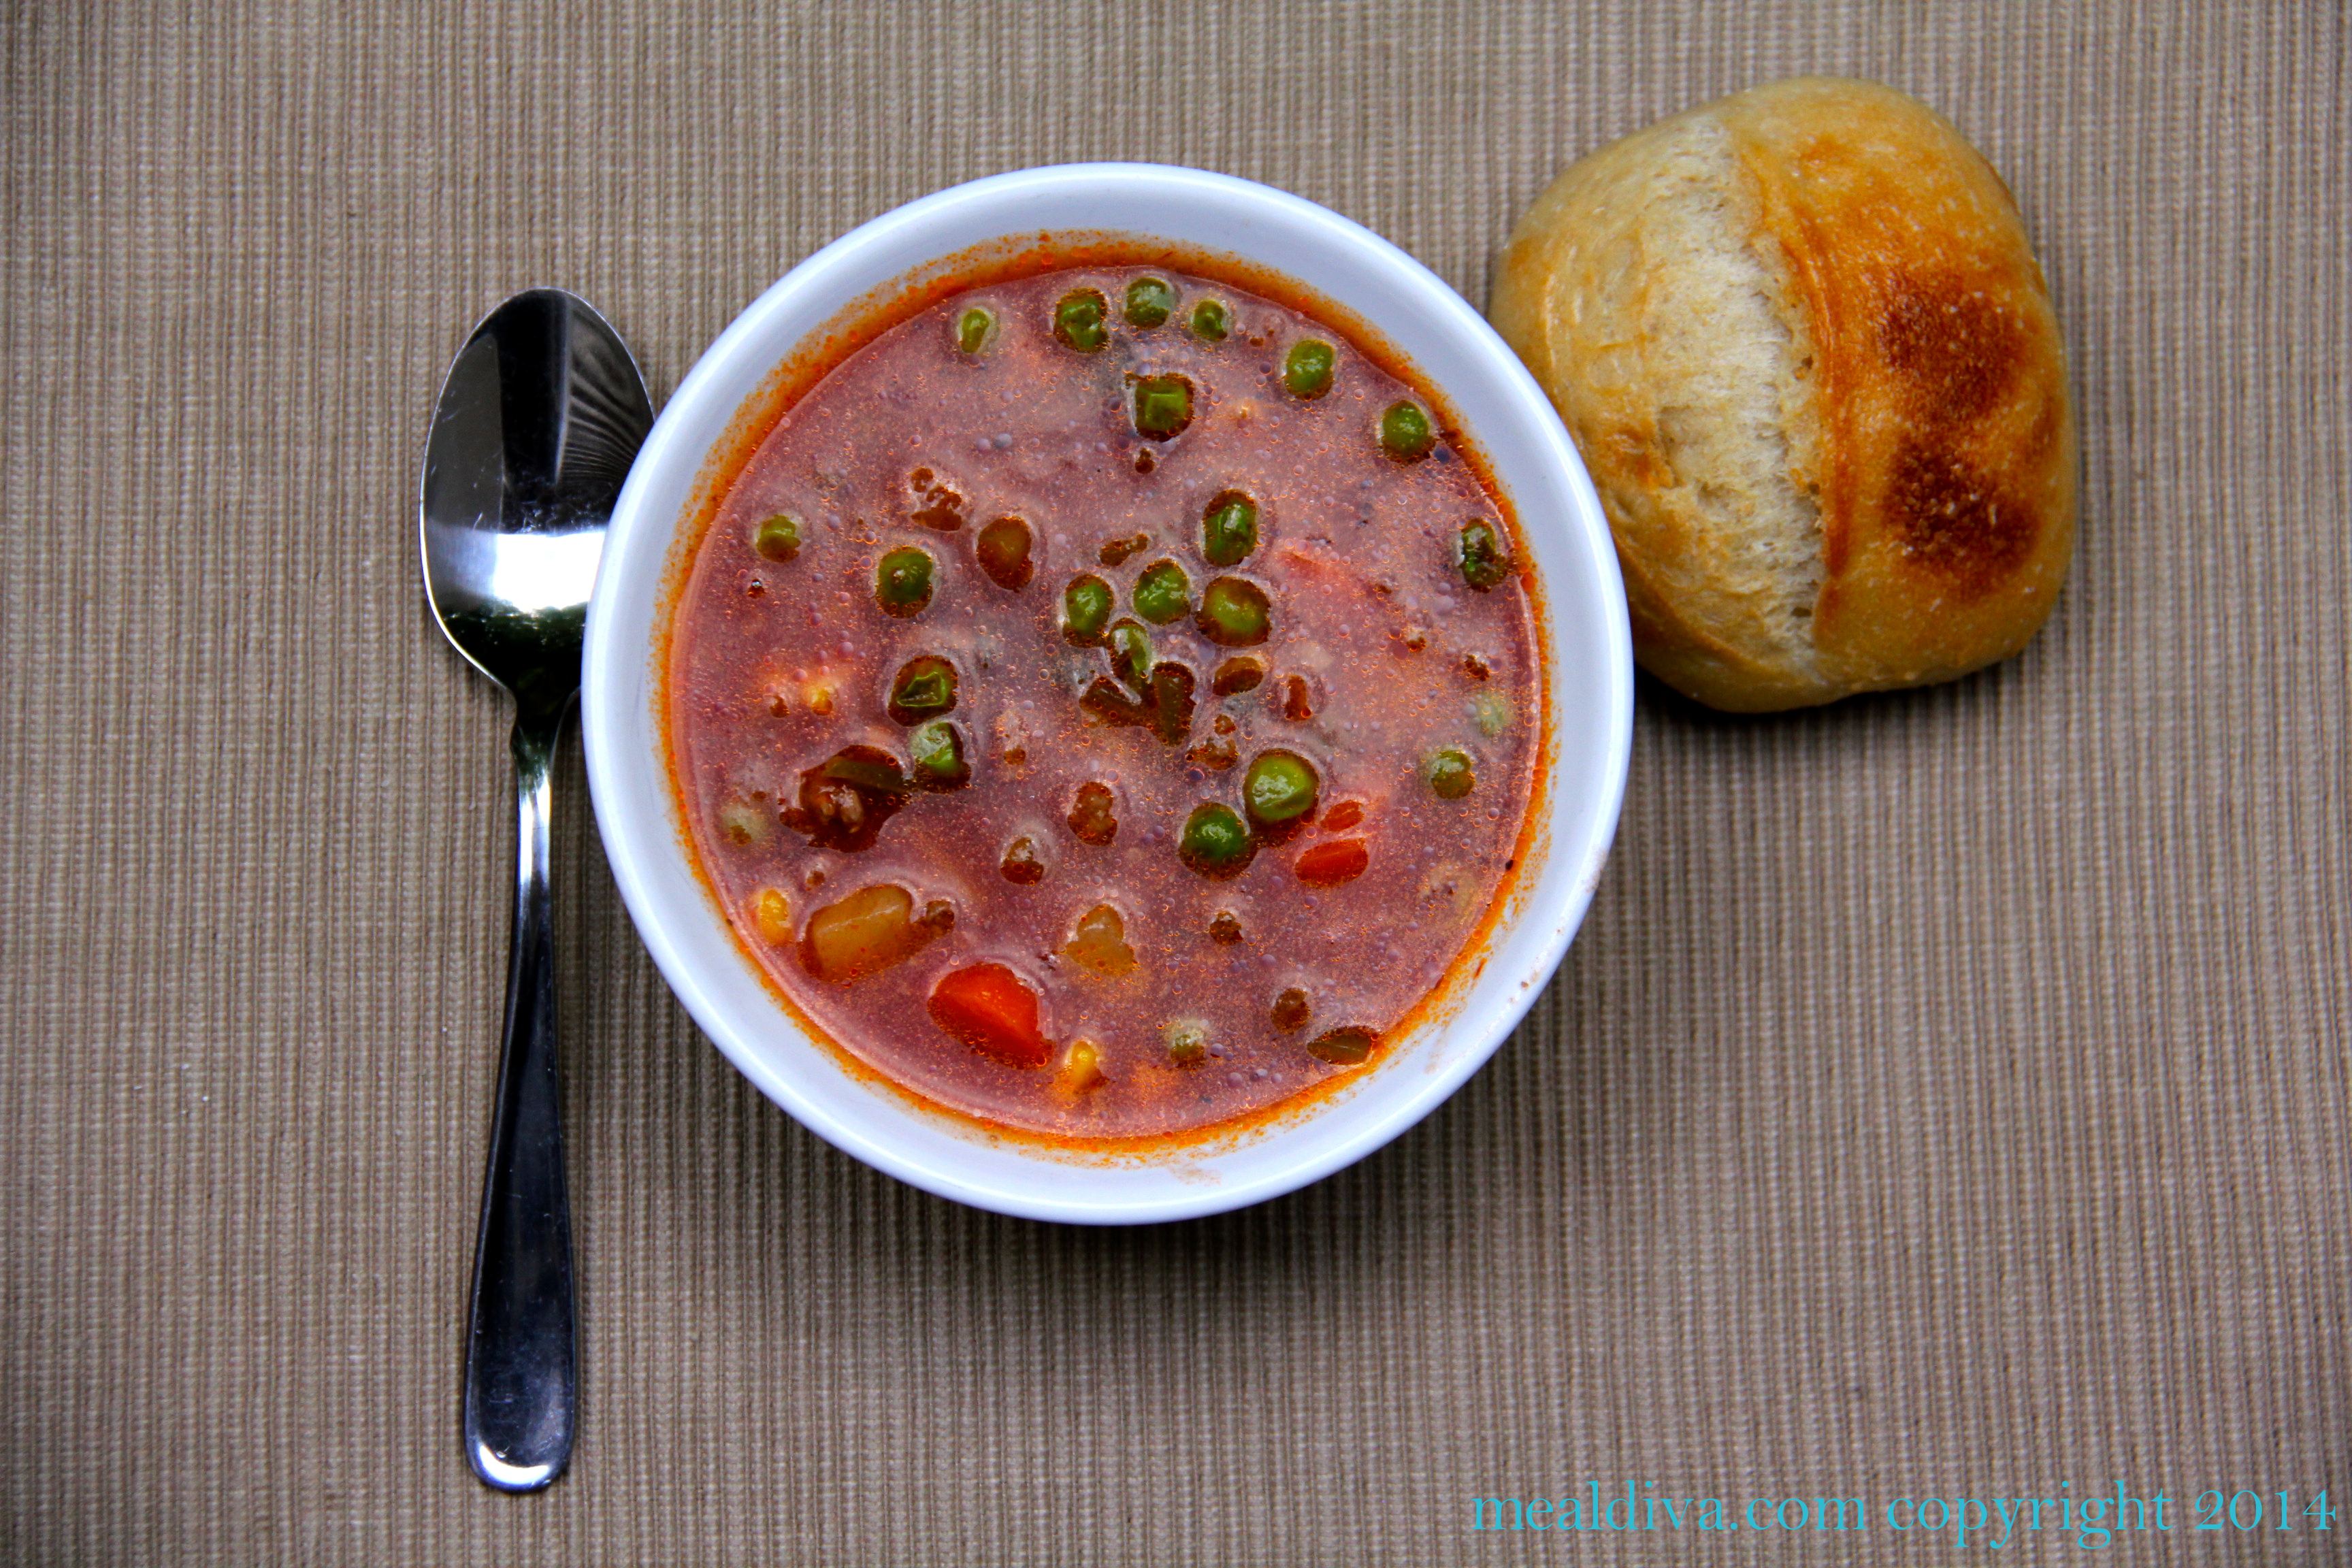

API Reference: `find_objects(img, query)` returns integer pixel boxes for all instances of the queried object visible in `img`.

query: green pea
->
[1305,1027,1376,1066]
[1282,339,1335,399]
[1196,576,1271,647]
[1062,574,1113,644]
[1379,400,1434,462]
[1427,747,1475,800]
[887,654,958,725]
[953,306,995,355]
[1132,559,1191,625]
[1109,618,1153,693]
[1200,491,1258,566]
[1177,802,1256,879]
[1130,374,1194,439]
[1243,749,1320,827]
[1124,276,1175,328]
[1456,520,1511,591]
[1163,1018,1210,1065]
[752,514,800,561]
[909,720,970,789]
[1054,289,1110,352]
[1471,690,1514,738]
[1190,299,1229,342]
[875,546,936,617]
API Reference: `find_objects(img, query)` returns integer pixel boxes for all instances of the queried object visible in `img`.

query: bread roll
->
[1492,78,2075,712]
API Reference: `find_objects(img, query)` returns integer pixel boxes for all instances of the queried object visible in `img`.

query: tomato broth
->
[668,264,1539,1137]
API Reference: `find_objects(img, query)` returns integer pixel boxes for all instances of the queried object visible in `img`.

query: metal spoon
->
[419,289,653,1492]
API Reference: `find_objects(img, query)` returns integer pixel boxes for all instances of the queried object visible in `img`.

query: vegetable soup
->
[668,263,1541,1138]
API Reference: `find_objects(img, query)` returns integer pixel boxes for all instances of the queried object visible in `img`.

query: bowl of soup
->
[583,163,1631,1223]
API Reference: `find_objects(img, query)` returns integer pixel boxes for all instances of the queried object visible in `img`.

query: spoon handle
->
[463,706,576,1491]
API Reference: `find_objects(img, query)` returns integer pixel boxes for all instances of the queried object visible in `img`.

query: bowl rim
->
[582,161,1631,1224]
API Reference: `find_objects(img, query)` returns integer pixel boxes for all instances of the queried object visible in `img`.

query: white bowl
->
[583,163,1631,1224]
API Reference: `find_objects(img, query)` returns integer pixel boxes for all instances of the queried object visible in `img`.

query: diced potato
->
[716,797,770,847]
[799,883,940,983]
[1061,904,1137,978]
[750,887,792,947]
[1416,862,1477,921]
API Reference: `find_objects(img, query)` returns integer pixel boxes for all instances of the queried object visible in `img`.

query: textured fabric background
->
[3,2,2345,1563]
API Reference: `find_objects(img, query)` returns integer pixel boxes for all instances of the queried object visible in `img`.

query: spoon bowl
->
[423,291,651,712]
[419,288,653,1490]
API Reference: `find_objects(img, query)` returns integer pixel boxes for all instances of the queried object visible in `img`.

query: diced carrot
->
[928,963,1053,1069]
[1294,837,1369,888]
[1322,799,1365,832]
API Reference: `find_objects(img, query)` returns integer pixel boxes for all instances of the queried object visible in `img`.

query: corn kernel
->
[751,887,792,947]
[1054,1039,1107,1100]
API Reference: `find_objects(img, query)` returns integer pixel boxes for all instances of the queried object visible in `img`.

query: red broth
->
[668,265,1539,1138]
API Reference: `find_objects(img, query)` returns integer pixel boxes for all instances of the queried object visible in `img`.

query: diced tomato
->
[927,963,1053,1068]
[1293,837,1369,888]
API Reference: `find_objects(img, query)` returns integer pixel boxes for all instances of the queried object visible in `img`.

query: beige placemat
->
[4,1,2346,1562]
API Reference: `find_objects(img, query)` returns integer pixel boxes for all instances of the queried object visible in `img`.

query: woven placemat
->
[3,2,2345,1562]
